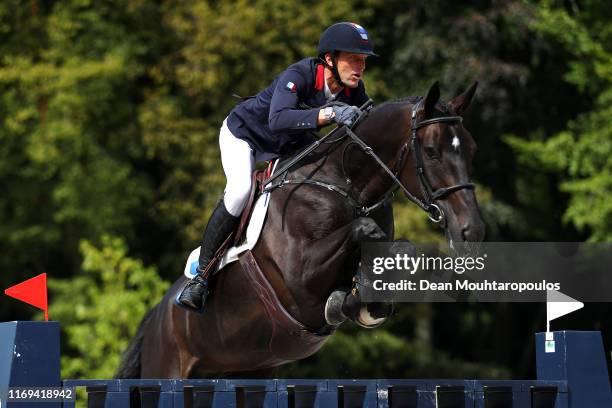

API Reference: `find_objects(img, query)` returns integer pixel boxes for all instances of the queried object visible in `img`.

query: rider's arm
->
[269,69,333,132]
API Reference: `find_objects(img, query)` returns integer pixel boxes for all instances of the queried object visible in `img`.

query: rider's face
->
[328,52,367,88]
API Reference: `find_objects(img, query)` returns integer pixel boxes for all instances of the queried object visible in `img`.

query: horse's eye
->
[424,146,440,160]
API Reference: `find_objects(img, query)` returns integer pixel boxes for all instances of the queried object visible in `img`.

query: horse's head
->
[398,82,485,245]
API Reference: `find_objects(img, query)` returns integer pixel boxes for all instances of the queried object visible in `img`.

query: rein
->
[263,99,476,223]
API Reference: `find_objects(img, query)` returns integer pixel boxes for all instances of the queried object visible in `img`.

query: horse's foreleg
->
[331,210,402,329]
[302,216,386,290]
[298,217,387,327]
[342,238,417,328]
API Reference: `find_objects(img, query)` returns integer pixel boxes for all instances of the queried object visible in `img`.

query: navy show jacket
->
[226,57,369,163]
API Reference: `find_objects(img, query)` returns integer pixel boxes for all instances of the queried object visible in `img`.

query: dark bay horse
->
[116,82,485,379]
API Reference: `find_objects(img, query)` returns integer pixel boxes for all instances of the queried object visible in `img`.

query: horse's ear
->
[423,81,440,118]
[449,82,478,115]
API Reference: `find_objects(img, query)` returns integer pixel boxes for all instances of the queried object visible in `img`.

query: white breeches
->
[219,118,255,217]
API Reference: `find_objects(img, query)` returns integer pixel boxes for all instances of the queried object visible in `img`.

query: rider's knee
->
[224,179,252,216]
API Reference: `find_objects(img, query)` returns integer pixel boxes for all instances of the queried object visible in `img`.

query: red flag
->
[4,273,49,321]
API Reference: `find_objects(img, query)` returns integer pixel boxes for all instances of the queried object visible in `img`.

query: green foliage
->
[507,1,612,241]
[475,185,529,240]
[0,0,381,286]
[1,0,610,380]
[393,200,444,244]
[394,184,516,242]
[46,235,169,379]
[280,313,509,379]
[368,0,568,241]
[0,1,169,292]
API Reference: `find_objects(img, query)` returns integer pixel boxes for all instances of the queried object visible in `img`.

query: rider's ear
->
[423,81,440,118]
[449,82,478,115]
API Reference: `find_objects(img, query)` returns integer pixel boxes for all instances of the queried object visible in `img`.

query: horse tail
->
[114,305,157,379]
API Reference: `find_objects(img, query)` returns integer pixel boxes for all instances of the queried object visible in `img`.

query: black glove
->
[332,105,362,127]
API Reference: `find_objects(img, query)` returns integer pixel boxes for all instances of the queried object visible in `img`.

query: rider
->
[177,22,377,312]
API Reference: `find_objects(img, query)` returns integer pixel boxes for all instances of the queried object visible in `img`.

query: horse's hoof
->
[352,303,393,329]
[325,290,348,326]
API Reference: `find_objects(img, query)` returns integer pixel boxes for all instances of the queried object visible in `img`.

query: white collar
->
[324,76,340,101]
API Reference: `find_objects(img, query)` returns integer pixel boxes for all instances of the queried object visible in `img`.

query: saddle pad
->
[184,161,278,279]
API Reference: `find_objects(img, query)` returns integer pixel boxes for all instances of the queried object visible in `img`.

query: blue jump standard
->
[0,321,610,407]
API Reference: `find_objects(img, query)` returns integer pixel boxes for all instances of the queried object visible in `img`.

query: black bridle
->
[264,99,476,225]
[405,100,476,223]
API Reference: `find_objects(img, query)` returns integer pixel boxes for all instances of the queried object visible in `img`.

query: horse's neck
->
[342,105,412,205]
[291,103,414,208]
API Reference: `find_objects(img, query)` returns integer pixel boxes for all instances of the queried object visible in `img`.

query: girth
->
[239,250,334,347]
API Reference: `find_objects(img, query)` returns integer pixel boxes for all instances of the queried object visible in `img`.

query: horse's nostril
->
[462,223,473,241]
[462,220,485,242]
[461,224,470,241]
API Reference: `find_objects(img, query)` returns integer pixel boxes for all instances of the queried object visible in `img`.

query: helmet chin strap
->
[320,54,348,89]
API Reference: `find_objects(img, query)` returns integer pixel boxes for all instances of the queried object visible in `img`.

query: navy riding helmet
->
[317,22,377,88]
[317,22,377,57]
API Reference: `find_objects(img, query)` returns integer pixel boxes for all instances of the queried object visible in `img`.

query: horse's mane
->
[371,96,453,115]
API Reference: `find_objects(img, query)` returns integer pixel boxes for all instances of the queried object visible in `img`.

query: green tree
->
[280,308,509,379]
[46,235,168,378]
[2,0,609,381]
[507,0,612,241]
[368,0,588,241]
[0,1,170,303]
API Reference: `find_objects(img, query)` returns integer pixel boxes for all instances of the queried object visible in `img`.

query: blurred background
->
[0,0,610,380]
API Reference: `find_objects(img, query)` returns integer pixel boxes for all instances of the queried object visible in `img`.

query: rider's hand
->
[331,105,362,127]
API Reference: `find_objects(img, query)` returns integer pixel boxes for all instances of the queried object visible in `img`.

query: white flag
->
[547,290,584,323]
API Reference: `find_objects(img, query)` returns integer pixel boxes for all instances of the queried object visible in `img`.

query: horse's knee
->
[351,217,386,241]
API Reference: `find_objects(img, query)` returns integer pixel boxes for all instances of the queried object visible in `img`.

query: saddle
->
[233,160,275,246]
[198,161,275,280]
[197,136,336,278]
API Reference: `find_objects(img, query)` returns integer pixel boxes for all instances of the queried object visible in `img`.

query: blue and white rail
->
[1,321,610,407]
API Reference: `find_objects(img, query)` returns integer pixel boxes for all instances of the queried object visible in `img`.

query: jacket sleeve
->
[268,68,320,133]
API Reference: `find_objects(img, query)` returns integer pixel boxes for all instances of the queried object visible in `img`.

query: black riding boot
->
[177,199,239,311]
